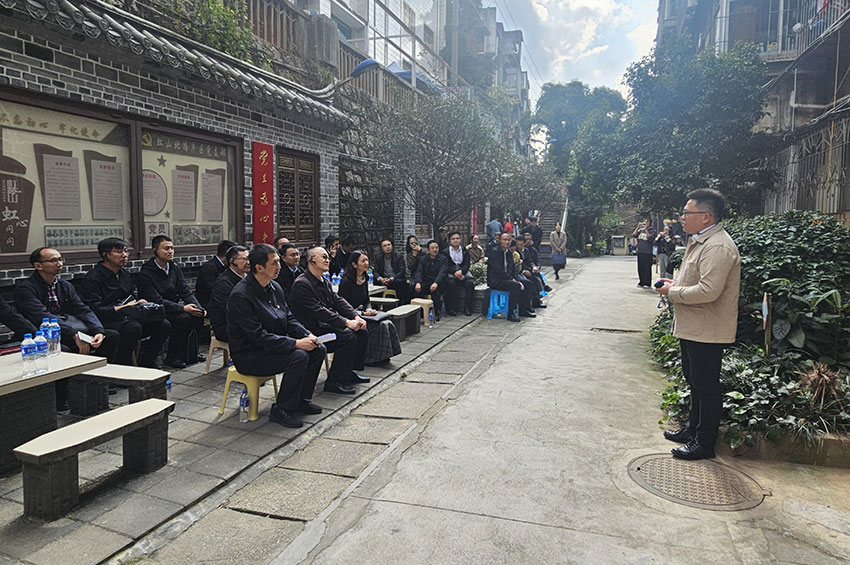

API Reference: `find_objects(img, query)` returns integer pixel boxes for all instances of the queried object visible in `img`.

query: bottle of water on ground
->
[21,333,36,377]
[165,378,172,399]
[33,331,48,374]
[48,318,61,356]
[239,388,250,422]
[428,309,434,328]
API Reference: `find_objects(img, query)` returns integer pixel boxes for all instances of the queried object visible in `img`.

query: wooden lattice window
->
[277,151,318,244]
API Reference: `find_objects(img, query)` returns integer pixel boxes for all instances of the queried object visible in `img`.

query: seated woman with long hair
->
[338,250,402,366]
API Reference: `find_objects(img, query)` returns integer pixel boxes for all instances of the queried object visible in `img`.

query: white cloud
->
[482,0,658,104]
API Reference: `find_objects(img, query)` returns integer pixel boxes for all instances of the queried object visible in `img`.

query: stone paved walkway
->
[0,267,574,565]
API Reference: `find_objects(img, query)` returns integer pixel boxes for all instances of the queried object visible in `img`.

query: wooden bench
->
[14,398,175,521]
[69,364,171,416]
[387,304,421,340]
[370,296,400,311]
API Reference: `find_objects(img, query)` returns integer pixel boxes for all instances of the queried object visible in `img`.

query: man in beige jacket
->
[655,189,740,460]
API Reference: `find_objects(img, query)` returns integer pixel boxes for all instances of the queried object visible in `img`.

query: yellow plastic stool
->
[218,366,279,421]
[204,333,230,375]
[410,298,434,324]
[382,289,398,299]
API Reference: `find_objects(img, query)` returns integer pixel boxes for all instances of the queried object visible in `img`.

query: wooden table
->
[0,352,106,473]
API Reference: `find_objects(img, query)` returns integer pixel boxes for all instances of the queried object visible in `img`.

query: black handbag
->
[123,302,165,325]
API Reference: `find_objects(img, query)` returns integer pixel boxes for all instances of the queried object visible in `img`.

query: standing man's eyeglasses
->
[680,210,709,216]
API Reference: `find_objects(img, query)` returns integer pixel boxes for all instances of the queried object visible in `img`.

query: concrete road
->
[145,257,850,564]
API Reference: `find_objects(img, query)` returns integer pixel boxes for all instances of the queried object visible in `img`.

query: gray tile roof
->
[3,0,349,127]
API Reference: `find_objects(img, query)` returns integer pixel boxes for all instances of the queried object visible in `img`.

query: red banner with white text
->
[251,142,274,245]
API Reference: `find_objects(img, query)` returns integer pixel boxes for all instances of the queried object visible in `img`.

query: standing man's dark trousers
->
[104,317,171,367]
[490,279,533,317]
[164,311,205,363]
[444,274,474,314]
[233,345,325,412]
[387,280,411,304]
[680,339,725,448]
[637,253,653,286]
[412,281,443,315]
[324,327,369,383]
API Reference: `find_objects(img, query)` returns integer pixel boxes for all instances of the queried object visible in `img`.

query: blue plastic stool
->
[539,272,548,297]
[487,290,511,319]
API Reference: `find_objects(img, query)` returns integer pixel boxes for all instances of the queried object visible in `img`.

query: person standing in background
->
[550,223,567,280]
[632,218,656,287]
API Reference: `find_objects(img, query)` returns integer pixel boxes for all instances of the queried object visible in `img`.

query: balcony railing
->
[339,42,416,108]
[796,0,850,54]
[246,0,298,53]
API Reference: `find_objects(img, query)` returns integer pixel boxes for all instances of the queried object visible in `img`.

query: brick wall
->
[0,12,343,293]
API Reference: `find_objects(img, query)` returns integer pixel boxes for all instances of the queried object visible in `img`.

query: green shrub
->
[470,262,487,286]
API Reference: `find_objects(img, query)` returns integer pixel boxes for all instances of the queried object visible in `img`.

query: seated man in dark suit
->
[195,239,236,309]
[411,240,447,321]
[227,244,325,428]
[487,232,535,322]
[442,231,474,316]
[208,245,249,342]
[277,243,304,298]
[523,232,552,292]
[290,247,369,395]
[79,237,171,368]
[0,294,35,344]
[373,238,410,304]
[17,247,121,409]
[517,237,547,310]
[17,247,120,360]
[136,235,205,369]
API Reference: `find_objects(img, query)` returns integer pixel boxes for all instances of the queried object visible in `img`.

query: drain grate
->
[627,454,768,511]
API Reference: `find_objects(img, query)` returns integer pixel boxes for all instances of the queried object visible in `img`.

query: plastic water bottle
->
[48,318,61,356]
[428,309,434,328]
[39,318,50,345]
[323,271,331,282]
[239,388,250,422]
[34,331,48,374]
[368,271,374,285]
[165,378,173,398]
[21,333,36,377]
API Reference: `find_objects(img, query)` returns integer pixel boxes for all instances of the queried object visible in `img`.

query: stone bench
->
[14,398,175,521]
[370,296,400,311]
[70,365,170,417]
[387,304,421,340]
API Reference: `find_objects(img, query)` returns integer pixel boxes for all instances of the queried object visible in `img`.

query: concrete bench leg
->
[22,456,79,521]
[123,416,169,473]
[392,317,407,341]
[69,377,109,417]
[404,313,420,336]
[128,382,167,403]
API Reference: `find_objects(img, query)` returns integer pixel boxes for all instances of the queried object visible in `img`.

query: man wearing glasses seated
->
[289,247,370,395]
[15,247,120,410]
[79,238,171,368]
[207,245,249,343]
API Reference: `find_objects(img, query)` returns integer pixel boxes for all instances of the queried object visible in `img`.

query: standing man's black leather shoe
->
[663,428,693,443]
[671,440,715,460]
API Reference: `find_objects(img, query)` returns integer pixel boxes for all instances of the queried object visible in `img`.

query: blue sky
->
[481,0,659,107]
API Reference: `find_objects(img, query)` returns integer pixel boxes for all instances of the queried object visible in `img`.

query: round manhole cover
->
[627,454,768,511]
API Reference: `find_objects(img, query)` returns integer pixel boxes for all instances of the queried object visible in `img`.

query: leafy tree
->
[619,35,771,213]
[533,81,625,175]
[489,153,560,219]
[366,93,503,240]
